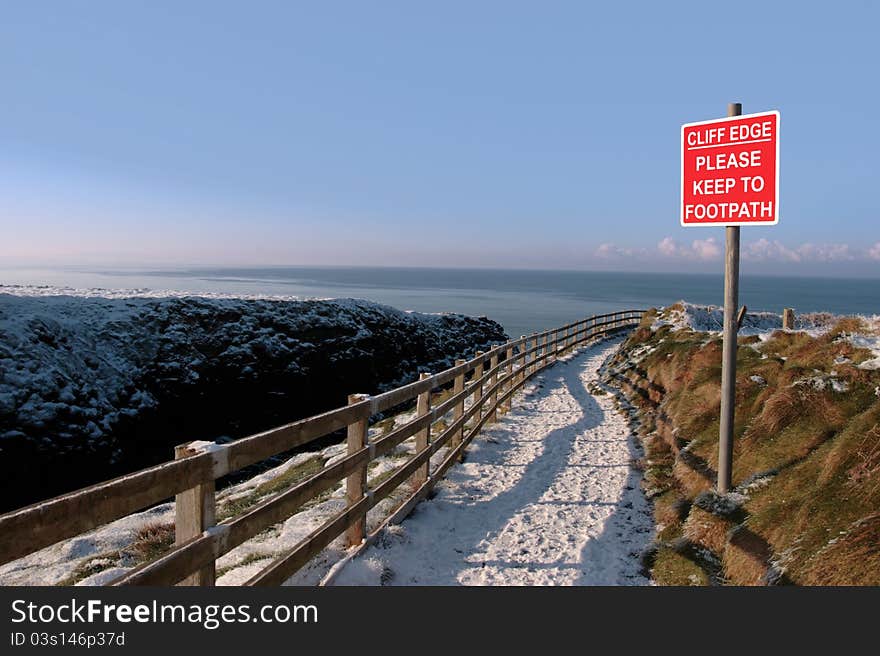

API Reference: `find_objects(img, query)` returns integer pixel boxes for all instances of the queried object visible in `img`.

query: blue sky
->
[1,1,878,276]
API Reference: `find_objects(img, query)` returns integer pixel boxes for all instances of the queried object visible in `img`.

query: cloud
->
[659,237,867,264]
[692,238,721,260]
[870,243,880,261]
[794,243,854,262]
[657,237,681,257]
[594,243,647,260]
[743,238,801,262]
[657,237,721,261]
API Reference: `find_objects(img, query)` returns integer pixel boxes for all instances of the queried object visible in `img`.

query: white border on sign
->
[680,110,780,228]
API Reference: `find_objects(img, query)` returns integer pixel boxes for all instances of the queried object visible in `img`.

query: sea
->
[1,266,877,338]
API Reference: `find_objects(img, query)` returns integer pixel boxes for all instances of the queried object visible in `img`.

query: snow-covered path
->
[331,338,653,586]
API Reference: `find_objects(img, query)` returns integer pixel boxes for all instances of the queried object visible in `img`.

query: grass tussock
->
[126,522,175,561]
[683,506,735,555]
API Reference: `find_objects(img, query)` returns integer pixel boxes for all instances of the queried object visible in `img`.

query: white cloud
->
[657,236,720,261]
[594,243,648,260]
[659,236,867,264]
[795,243,854,262]
[657,237,680,257]
[692,238,721,260]
[743,238,801,262]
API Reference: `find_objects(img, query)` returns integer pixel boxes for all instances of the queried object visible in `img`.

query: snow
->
[859,357,880,371]
[330,339,653,586]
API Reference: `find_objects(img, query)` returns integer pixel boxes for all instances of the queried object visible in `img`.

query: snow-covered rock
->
[0,286,507,511]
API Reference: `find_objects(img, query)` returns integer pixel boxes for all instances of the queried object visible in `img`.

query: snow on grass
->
[0,285,504,457]
[330,338,653,586]
[651,301,847,336]
[651,302,880,361]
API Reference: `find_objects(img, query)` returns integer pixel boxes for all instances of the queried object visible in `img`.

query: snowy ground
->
[331,338,653,586]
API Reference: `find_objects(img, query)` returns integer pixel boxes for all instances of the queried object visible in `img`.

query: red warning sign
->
[681,111,779,226]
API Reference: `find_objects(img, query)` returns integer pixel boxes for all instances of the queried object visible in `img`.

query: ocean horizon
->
[2,265,878,337]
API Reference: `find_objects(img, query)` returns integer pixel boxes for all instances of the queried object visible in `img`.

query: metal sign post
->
[680,102,780,494]
[717,101,742,492]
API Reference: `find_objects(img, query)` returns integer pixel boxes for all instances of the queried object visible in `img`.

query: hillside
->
[605,303,880,585]
[0,286,506,511]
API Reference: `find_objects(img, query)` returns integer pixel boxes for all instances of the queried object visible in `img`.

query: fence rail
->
[0,309,645,585]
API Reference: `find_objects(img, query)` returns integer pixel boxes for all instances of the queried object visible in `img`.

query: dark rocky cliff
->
[0,291,507,511]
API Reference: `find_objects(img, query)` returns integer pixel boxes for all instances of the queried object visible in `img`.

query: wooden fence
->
[0,309,644,586]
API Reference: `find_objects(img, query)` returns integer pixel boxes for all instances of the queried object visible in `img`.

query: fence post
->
[174,443,217,586]
[782,307,795,329]
[503,345,514,412]
[452,360,466,449]
[412,374,432,489]
[473,352,485,411]
[345,393,370,547]
[487,350,499,423]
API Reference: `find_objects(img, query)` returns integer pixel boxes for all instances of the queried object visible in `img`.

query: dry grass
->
[745,387,844,443]
[825,316,868,339]
[125,522,175,562]
[613,311,880,586]
[846,425,880,494]
[723,525,773,586]
[683,506,734,555]
[672,457,713,497]
[801,513,880,585]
